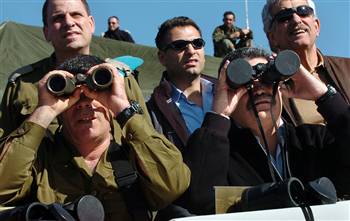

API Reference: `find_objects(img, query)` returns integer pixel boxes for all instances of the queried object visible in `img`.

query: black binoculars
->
[228,177,337,213]
[47,67,114,96]
[226,50,300,89]
[0,195,105,221]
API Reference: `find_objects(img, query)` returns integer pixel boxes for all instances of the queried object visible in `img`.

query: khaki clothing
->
[283,50,350,125]
[0,55,190,220]
[0,54,151,142]
[212,24,252,57]
[0,115,190,220]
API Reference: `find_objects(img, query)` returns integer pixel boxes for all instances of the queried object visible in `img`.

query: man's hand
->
[83,63,130,117]
[28,70,81,128]
[281,64,327,101]
[213,60,247,118]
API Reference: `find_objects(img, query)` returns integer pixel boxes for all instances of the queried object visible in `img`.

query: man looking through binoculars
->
[175,47,350,216]
[0,55,190,221]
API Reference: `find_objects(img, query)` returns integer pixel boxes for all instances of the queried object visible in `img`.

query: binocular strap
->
[108,143,152,221]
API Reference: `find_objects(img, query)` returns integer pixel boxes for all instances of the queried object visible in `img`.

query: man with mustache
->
[262,0,350,125]
[0,0,144,140]
[180,47,350,215]
[0,55,190,221]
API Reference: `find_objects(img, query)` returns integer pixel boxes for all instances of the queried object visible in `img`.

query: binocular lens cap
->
[274,50,300,77]
[76,195,105,221]
[226,58,253,88]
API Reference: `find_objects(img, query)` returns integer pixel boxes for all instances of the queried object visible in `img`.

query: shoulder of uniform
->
[105,58,132,77]
[8,57,52,83]
[8,64,34,83]
[105,56,144,77]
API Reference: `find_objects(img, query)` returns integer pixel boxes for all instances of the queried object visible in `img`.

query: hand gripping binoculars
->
[226,50,301,89]
[46,67,114,96]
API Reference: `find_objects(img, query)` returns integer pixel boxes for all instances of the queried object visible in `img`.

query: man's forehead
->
[271,0,309,12]
[47,0,87,14]
[167,26,201,40]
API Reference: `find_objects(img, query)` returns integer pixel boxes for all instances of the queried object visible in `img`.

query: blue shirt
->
[170,78,214,134]
[255,121,286,180]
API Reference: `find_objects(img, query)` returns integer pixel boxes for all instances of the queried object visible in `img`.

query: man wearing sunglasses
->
[213,11,253,58]
[147,16,214,220]
[262,0,350,125]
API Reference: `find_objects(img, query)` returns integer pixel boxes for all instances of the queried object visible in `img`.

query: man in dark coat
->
[103,16,135,43]
[182,47,350,215]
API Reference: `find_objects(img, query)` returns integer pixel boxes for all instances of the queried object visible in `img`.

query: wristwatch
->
[315,84,337,106]
[116,100,143,127]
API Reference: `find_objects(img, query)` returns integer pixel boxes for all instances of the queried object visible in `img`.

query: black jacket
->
[103,29,135,43]
[183,92,350,215]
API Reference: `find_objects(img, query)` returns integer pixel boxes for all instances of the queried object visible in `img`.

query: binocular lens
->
[46,67,114,96]
[225,50,301,89]
[226,58,253,89]
[274,50,300,77]
[47,74,70,96]
[92,68,113,87]
[240,177,305,211]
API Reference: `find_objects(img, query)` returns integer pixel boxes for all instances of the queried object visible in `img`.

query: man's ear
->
[43,26,50,42]
[89,15,96,34]
[158,50,166,66]
[267,32,279,52]
[314,18,320,37]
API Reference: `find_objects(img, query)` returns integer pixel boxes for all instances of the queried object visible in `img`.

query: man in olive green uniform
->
[0,0,147,139]
[0,55,190,220]
[212,11,253,57]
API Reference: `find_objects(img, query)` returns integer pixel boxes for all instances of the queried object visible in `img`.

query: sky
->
[0,0,349,58]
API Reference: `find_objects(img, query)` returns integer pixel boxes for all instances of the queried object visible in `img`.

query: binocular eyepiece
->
[226,50,300,89]
[47,67,114,96]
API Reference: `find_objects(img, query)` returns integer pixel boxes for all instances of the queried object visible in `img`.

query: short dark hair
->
[57,55,105,75]
[219,47,271,74]
[108,16,119,22]
[223,11,236,19]
[42,0,91,26]
[155,16,202,50]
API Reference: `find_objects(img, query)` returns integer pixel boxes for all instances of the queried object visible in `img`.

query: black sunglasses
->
[272,5,314,24]
[163,38,205,51]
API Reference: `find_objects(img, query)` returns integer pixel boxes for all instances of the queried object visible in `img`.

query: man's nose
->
[64,14,75,27]
[76,94,93,109]
[184,43,197,54]
[289,12,303,24]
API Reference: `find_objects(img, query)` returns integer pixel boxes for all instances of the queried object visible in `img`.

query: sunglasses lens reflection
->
[274,5,314,23]
[166,38,205,51]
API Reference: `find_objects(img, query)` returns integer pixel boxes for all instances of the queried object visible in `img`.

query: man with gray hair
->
[261,0,350,125]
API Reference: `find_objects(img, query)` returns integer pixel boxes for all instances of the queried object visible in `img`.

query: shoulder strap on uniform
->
[8,65,34,84]
[105,58,133,77]
[107,143,152,221]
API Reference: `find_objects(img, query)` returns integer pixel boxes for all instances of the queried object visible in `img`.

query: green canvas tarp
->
[0,21,222,98]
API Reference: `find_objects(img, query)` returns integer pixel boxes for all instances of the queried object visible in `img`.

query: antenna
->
[244,0,250,29]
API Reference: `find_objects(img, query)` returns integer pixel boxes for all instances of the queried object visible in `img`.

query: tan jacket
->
[283,52,350,125]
